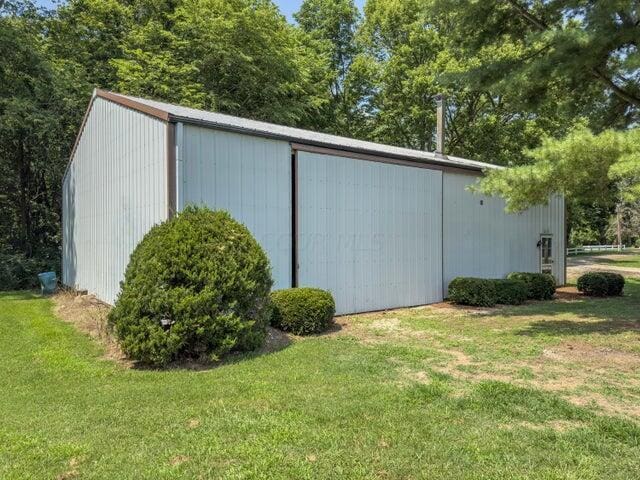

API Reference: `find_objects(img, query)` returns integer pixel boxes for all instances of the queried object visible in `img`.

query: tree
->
[476,126,640,212]
[352,0,566,165]
[432,0,640,129]
[295,0,362,134]
[0,1,77,267]
[114,0,330,127]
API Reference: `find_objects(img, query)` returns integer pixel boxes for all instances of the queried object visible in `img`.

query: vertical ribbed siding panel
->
[442,172,566,293]
[180,125,292,290]
[61,98,168,304]
[297,152,443,315]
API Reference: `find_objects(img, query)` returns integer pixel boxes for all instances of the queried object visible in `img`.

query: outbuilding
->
[62,90,566,314]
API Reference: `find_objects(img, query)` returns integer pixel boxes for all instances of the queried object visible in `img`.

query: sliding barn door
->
[296,151,443,314]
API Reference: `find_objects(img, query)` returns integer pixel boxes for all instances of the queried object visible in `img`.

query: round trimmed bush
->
[577,272,625,297]
[108,206,272,366]
[448,277,497,307]
[507,272,556,300]
[601,272,625,296]
[270,288,335,335]
[493,279,528,305]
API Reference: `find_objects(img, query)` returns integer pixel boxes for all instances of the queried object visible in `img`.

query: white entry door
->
[296,151,443,314]
[540,234,553,274]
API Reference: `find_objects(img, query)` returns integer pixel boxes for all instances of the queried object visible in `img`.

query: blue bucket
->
[37,271,58,295]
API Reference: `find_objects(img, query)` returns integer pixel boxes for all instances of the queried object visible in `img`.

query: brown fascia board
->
[96,89,171,122]
[63,90,172,182]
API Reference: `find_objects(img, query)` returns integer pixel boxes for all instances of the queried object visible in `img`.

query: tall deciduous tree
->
[354,0,566,165]
[0,1,76,266]
[295,0,363,134]
[114,0,330,127]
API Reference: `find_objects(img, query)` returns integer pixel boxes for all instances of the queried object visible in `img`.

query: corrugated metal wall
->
[297,151,443,314]
[62,97,168,304]
[179,125,292,290]
[443,172,566,293]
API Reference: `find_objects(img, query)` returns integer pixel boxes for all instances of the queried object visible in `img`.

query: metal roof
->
[95,90,501,172]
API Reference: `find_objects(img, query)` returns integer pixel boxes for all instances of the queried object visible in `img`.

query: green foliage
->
[295,0,362,135]
[114,0,330,128]
[577,272,625,297]
[507,272,556,301]
[492,279,528,306]
[270,287,335,335]
[448,277,497,307]
[431,0,640,127]
[108,207,272,366]
[0,251,59,291]
[476,126,638,212]
[0,2,82,271]
[354,0,567,165]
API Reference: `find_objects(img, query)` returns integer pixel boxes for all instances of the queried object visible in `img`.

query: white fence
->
[566,245,626,256]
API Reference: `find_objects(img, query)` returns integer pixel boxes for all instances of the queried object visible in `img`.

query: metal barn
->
[62,90,566,314]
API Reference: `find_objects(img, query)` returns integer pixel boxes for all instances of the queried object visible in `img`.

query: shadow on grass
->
[131,326,294,372]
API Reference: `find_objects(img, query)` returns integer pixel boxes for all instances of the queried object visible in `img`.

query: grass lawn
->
[2,282,640,479]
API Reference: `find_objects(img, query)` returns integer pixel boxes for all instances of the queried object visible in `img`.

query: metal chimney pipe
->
[435,94,445,155]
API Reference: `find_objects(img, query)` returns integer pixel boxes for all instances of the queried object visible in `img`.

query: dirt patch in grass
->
[53,290,130,366]
[169,455,190,466]
[340,303,640,418]
[554,286,584,301]
[542,341,640,372]
[569,392,640,419]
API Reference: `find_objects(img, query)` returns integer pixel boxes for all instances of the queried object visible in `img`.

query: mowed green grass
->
[2,284,640,479]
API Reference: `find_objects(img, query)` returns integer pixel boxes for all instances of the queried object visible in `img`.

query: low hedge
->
[506,272,556,300]
[270,288,335,335]
[577,272,625,297]
[493,279,529,305]
[448,277,497,307]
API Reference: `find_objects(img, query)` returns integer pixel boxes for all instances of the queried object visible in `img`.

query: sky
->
[33,0,367,23]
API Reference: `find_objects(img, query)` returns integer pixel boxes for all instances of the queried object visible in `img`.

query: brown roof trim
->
[96,89,170,122]
[291,143,485,176]
[63,90,170,182]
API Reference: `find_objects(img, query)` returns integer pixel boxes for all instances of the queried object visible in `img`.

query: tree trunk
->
[16,134,33,257]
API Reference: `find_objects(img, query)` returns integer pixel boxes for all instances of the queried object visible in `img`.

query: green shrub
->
[507,272,556,300]
[0,251,60,291]
[108,206,272,366]
[601,272,625,296]
[493,279,529,305]
[270,288,335,335]
[577,272,625,297]
[448,277,497,307]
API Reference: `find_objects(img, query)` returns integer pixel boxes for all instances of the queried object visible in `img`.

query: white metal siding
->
[62,97,168,304]
[297,152,443,315]
[443,172,566,293]
[180,125,292,290]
